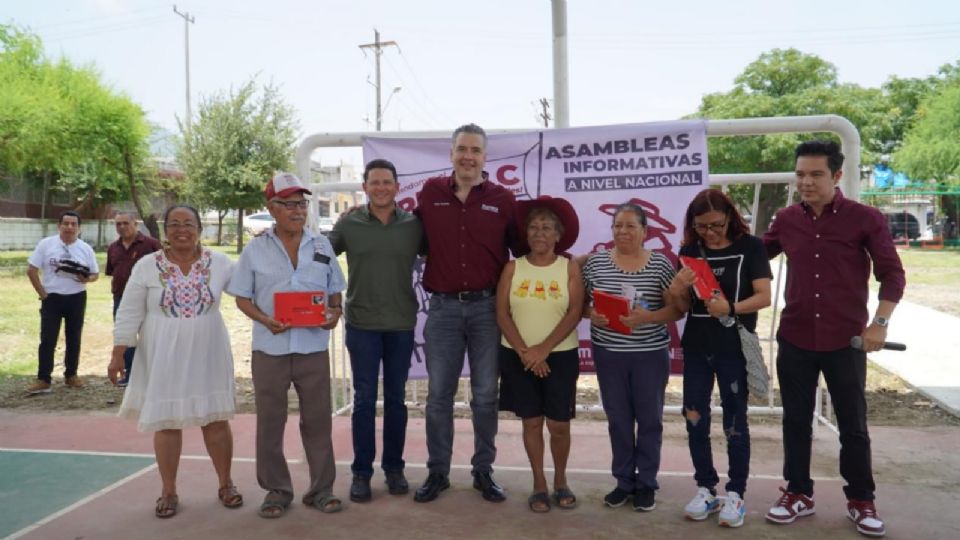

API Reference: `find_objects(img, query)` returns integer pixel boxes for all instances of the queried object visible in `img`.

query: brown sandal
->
[218,484,243,508]
[155,494,179,518]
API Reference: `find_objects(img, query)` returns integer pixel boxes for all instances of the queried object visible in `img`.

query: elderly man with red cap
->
[228,172,347,518]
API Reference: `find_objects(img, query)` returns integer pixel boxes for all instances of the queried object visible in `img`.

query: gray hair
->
[451,123,487,149]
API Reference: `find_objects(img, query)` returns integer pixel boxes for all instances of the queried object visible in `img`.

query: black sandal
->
[528,491,551,513]
[552,487,578,509]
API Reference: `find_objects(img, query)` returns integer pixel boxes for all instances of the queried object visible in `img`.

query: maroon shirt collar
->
[446,171,490,192]
[800,188,849,216]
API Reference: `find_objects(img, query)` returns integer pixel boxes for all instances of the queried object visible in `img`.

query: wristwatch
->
[873,316,890,327]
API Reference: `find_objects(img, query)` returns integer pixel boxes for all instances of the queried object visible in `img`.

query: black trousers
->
[37,291,87,382]
[776,337,875,501]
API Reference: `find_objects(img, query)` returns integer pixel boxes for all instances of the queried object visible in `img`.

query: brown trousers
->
[251,350,335,504]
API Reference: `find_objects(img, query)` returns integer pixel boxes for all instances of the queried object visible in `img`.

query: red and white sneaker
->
[847,499,886,537]
[766,487,815,524]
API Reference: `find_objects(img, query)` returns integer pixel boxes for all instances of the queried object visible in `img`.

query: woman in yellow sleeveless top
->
[496,196,583,513]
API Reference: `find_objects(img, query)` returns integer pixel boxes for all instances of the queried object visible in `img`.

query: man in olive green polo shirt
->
[328,158,424,503]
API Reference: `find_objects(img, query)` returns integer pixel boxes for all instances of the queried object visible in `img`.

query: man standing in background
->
[26,211,99,394]
[105,211,161,386]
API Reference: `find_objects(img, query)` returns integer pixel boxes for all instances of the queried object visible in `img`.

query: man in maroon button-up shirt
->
[105,211,161,385]
[412,124,518,504]
[762,141,905,537]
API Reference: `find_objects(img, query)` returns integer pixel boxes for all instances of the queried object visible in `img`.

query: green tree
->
[691,48,897,232]
[0,24,157,237]
[177,79,298,251]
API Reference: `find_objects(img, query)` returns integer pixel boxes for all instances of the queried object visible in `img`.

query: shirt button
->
[462,263,466,267]
[815,234,820,239]
[815,313,820,318]
[815,293,820,298]
[815,253,820,258]
[815,274,820,278]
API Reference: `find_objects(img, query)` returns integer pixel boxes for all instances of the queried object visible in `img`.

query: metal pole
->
[359,29,397,133]
[551,0,570,128]
[374,30,382,131]
[173,5,195,127]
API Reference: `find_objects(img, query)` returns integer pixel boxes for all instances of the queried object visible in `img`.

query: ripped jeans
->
[682,348,751,496]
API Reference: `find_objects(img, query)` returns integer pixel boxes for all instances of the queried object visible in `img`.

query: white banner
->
[363,120,708,378]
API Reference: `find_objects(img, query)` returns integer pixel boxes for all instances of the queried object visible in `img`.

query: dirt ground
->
[1,321,958,428]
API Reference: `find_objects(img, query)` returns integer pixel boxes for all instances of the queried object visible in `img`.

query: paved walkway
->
[867,298,960,416]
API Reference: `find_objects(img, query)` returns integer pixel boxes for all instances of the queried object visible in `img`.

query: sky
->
[5,0,960,170]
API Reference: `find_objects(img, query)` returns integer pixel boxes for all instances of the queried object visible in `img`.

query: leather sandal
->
[218,484,243,508]
[155,494,179,518]
[311,494,343,514]
[552,487,578,509]
[528,491,551,513]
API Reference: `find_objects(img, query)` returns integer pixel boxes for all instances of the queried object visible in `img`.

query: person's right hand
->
[669,267,697,295]
[108,346,126,386]
[263,318,291,334]
[588,306,610,328]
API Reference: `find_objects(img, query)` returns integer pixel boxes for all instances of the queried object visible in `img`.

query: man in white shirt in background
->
[26,211,100,394]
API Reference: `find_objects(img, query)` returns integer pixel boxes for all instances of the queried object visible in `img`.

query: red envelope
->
[592,290,632,335]
[679,256,727,302]
[274,291,327,327]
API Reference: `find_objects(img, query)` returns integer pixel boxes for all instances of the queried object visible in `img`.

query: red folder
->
[592,290,632,335]
[274,291,327,327]
[679,256,727,301]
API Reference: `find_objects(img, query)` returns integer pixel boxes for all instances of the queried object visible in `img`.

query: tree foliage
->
[0,24,156,235]
[691,48,904,232]
[895,79,960,183]
[177,79,298,251]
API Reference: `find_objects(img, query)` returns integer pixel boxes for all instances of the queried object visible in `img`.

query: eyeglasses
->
[272,200,309,210]
[166,222,198,230]
[693,221,727,233]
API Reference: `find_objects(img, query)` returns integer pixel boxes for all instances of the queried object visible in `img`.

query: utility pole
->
[358,29,397,131]
[538,98,552,128]
[173,5,195,128]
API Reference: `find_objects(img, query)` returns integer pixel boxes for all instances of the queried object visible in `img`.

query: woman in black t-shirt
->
[666,188,772,528]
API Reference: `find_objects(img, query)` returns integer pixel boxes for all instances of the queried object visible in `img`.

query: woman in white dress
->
[108,205,242,518]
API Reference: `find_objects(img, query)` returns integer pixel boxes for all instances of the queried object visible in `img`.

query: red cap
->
[265,172,312,200]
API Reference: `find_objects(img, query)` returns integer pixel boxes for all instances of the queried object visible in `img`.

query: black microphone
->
[850,336,907,352]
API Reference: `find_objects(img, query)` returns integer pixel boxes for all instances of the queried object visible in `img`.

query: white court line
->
[0,448,843,484]
[4,461,157,540]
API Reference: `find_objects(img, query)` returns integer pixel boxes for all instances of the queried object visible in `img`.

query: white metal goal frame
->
[299,114,860,434]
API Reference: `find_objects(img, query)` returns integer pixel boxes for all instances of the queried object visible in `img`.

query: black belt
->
[432,288,495,302]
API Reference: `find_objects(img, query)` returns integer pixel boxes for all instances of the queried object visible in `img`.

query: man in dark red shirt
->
[413,124,517,504]
[105,211,161,386]
[763,141,905,537]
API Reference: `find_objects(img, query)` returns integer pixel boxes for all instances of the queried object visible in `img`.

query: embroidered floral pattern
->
[155,249,215,318]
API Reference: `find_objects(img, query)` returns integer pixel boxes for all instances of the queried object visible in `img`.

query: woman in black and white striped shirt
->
[582,202,683,512]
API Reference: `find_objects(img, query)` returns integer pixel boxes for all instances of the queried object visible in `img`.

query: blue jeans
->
[682,349,751,496]
[593,344,670,491]
[345,324,414,477]
[112,295,136,378]
[423,294,500,476]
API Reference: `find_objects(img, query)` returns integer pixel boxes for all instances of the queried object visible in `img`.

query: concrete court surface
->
[1,410,958,540]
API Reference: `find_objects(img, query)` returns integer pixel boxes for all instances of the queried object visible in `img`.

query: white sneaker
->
[719,491,746,528]
[684,487,720,521]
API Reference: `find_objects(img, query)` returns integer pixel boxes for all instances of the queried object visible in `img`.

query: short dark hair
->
[363,159,397,182]
[163,204,202,232]
[452,123,487,148]
[525,206,564,237]
[612,202,647,227]
[795,140,844,174]
[59,211,81,227]
[681,188,751,247]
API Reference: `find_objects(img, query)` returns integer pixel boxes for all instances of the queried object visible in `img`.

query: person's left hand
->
[523,343,551,377]
[320,306,342,330]
[705,292,731,318]
[860,323,888,353]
